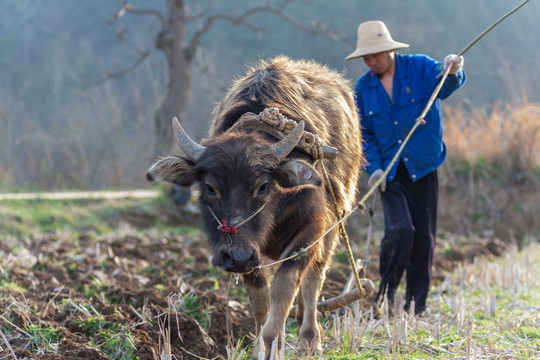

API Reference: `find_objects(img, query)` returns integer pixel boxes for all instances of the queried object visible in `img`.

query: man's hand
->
[444,54,464,75]
[368,169,386,192]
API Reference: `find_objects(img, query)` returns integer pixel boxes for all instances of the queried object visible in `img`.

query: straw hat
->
[345,21,409,60]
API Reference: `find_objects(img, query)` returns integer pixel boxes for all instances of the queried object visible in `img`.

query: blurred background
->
[1,0,539,191]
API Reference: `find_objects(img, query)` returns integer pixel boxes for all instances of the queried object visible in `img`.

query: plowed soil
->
[0,207,508,359]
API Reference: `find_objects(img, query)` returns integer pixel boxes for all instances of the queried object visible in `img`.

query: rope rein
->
[322,162,365,293]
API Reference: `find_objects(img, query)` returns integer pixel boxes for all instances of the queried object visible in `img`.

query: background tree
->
[111,0,347,158]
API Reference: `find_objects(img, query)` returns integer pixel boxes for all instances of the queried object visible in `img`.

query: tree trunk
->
[153,0,192,158]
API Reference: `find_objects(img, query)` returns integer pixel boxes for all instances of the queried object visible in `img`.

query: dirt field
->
[0,202,509,359]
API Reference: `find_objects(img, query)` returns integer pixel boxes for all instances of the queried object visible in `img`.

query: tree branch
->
[87,1,159,90]
[187,0,351,57]
[188,10,264,57]
[81,50,150,90]
[117,0,166,27]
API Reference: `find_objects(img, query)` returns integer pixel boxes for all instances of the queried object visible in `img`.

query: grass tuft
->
[169,292,212,330]
[25,324,63,354]
[92,325,136,360]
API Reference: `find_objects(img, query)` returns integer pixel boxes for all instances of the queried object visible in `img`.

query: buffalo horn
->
[172,117,206,162]
[272,120,305,160]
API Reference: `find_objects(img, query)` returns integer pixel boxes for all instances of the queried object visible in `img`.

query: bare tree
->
[100,0,348,158]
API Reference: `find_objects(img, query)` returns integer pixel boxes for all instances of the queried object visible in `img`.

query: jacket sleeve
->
[425,56,467,100]
[355,80,382,176]
[440,68,466,99]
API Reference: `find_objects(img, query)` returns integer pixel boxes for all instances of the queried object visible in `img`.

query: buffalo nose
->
[232,251,252,263]
[220,250,257,273]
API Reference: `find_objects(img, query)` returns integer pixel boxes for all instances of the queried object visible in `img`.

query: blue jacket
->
[355,53,466,182]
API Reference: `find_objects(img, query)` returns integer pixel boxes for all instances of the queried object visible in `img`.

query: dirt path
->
[0,189,160,200]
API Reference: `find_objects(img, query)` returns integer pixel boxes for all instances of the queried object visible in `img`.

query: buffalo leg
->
[253,259,305,360]
[298,227,339,354]
[296,287,304,328]
[243,269,270,336]
[297,265,326,353]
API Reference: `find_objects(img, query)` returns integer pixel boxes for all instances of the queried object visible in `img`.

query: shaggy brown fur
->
[211,56,363,266]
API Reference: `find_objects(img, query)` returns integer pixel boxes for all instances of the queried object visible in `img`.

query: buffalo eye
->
[205,184,216,196]
[258,182,269,195]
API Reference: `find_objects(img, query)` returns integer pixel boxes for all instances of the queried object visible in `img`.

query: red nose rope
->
[218,219,238,235]
[207,198,269,236]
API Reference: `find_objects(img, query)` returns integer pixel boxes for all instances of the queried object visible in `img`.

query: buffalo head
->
[147,117,322,273]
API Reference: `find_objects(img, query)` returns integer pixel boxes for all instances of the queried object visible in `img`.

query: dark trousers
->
[376,160,438,313]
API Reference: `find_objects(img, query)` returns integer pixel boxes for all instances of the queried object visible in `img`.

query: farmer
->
[346,20,466,314]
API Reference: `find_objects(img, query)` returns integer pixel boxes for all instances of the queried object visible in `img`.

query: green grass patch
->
[25,324,63,353]
[96,326,136,360]
[76,317,121,335]
[0,198,111,238]
[0,191,202,239]
[0,279,26,293]
[174,293,212,330]
[76,316,136,359]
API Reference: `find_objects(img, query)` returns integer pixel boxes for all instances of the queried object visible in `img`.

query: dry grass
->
[273,241,540,359]
[432,102,540,242]
[444,101,540,174]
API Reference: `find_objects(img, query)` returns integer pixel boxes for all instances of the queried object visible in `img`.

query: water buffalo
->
[147,56,363,359]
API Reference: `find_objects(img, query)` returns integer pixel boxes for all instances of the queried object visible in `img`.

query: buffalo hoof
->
[298,322,322,355]
[252,333,282,360]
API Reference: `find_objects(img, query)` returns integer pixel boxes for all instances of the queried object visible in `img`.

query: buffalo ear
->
[146,156,196,187]
[275,159,322,188]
